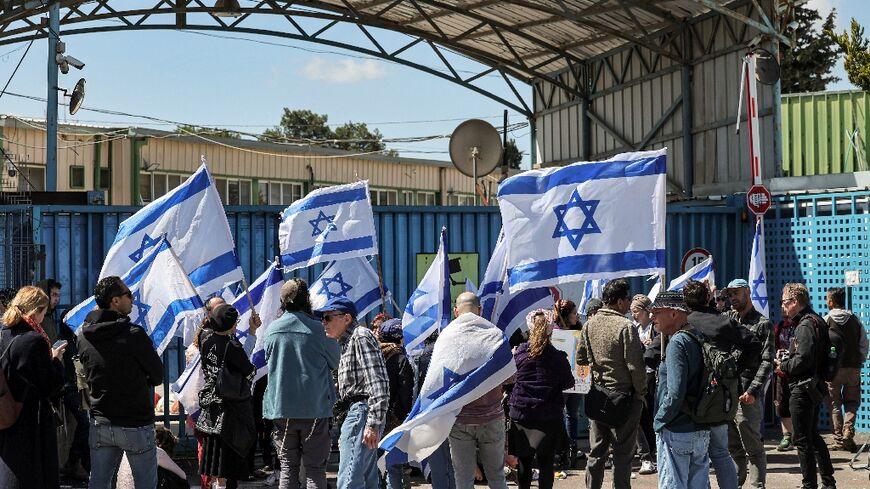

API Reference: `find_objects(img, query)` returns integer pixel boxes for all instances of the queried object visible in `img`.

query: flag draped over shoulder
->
[97,164,244,299]
[402,227,451,354]
[749,219,769,317]
[65,239,204,355]
[378,312,516,470]
[497,149,667,292]
[310,257,388,319]
[668,256,715,292]
[278,181,378,271]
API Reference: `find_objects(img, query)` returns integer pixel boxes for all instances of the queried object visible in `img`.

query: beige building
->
[0,115,494,206]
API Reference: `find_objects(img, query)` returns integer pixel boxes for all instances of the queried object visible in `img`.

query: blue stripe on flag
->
[508,249,666,286]
[281,187,369,219]
[356,286,383,315]
[188,250,242,289]
[114,169,212,242]
[498,154,666,196]
[380,343,514,466]
[251,349,266,371]
[149,295,205,349]
[495,288,551,332]
[280,236,376,268]
[174,356,201,392]
[402,303,438,345]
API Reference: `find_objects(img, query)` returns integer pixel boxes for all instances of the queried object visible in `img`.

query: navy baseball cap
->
[378,318,403,343]
[314,297,358,318]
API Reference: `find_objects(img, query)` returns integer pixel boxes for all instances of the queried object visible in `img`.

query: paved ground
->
[65,431,870,488]
[201,433,870,489]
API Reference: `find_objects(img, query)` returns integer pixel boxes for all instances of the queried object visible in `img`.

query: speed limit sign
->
[681,248,711,274]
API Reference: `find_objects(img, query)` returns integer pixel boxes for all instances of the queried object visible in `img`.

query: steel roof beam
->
[692,0,789,45]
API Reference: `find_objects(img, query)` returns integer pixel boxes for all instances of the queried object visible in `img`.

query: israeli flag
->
[279,181,378,271]
[95,164,243,300]
[497,149,667,292]
[668,256,716,292]
[647,276,662,302]
[402,227,451,354]
[65,238,205,355]
[172,261,285,418]
[235,261,285,381]
[310,257,388,320]
[749,219,769,317]
[479,231,507,321]
[579,279,608,318]
[379,312,516,471]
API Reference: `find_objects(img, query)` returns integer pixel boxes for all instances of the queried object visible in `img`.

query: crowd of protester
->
[0,270,864,489]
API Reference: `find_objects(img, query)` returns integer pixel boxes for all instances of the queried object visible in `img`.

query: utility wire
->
[0,40,34,102]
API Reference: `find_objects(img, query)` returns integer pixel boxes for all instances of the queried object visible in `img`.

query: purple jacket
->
[508,342,574,422]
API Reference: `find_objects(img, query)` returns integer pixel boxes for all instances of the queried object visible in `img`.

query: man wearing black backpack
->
[775,282,836,489]
[683,280,761,489]
[824,287,867,453]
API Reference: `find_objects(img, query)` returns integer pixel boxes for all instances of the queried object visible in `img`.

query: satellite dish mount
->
[449,119,503,205]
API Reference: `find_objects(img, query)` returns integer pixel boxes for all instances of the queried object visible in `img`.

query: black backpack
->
[807,314,838,382]
[677,330,740,426]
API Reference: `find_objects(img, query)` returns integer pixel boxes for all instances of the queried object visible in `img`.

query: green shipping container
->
[781,90,870,177]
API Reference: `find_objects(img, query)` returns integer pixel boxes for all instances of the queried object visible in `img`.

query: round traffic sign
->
[681,248,711,274]
[747,184,771,216]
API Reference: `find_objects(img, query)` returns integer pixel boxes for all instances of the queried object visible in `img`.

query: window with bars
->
[257,181,304,205]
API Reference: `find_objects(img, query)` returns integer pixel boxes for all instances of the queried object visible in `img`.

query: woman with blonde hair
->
[0,286,66,488]
[507,309,574,489]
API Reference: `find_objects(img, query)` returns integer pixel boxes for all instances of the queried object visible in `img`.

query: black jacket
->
[728,308,774,397]
[381,343,414,431]
[688,307,762,372]
[781,306,827,384]
[77,309,164,427]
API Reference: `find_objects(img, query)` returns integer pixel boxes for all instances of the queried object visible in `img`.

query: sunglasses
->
[117,290,133,299]
[321,313,347,323]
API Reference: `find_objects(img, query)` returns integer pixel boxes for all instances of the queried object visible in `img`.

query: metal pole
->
[472,148,478,206]
[46,2,59,192]
[771,41,784,178]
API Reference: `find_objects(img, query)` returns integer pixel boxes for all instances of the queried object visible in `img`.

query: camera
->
[776,349,790,362]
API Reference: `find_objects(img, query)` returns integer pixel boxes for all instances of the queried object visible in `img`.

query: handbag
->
[582,328,633,427]
[216,340,252,402]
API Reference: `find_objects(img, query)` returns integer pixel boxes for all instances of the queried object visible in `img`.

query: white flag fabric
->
[497,149,667,292]
[647,276,662,302]
[479,231,507,321]
[279,181,378,271]
[578,279,608,318]
[402,227,451,354]
[749,219,769,318]
[668,256,716,292]
[172,261,285,418]
[310,257,388,320]
[93,164,243,302]
[64,238,205,355]
[378,312,516,470]
[234,261,285,381]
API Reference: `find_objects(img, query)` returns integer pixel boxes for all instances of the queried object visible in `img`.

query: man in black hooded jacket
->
[77,276,164,489]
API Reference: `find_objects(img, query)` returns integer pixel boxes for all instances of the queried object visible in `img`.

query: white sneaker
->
[264,472,279,486]
[639,460,657,475]
[532,468,539,481]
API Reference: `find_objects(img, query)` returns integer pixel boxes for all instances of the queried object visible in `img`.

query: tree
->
[780,6,840,94]
[175,124,240,139]
[829,18,870,92]
[332,122,386,153]
[503,138,523,169]
[260,109,332,143]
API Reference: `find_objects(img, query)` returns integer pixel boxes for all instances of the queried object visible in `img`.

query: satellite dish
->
[755,51,780,85]
[69,78,85,115]
[449,119,503,179]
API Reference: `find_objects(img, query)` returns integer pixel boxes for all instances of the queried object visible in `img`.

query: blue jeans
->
[338,402,381,489]
[427,440,456,489]
[656,428,710,489]
[88,418,157,489]
[448,418,508,489]
[564,393,587,440]
[709,423,738,489]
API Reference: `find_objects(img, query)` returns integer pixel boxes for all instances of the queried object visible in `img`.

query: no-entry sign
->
[746,184,771,216]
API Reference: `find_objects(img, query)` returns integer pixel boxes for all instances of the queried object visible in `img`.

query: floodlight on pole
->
[213,0,242,17]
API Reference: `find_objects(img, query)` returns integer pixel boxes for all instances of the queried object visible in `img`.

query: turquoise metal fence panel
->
[766,192,870,432]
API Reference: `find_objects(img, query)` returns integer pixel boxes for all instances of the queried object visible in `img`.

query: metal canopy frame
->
[0,1,791,119]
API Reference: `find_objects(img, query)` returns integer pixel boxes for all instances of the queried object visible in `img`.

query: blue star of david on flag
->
[309,210,337,237]
[128,233,163,263]
[131,290,152,329]
[552,189,601,250]
[405,289,428,316]
[427,367,470,401]
[752,271,768,309]
[319,272,354,300]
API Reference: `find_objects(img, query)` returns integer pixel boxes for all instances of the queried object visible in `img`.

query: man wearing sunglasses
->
[317,297,389,489]
[77,276,164,489]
